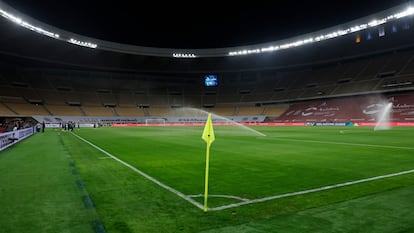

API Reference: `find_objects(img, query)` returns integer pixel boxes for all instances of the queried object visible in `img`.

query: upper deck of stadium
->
[1,0,414,72]
[0,0,414,124]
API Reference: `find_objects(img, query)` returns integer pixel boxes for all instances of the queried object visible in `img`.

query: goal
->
[145,118,166,126]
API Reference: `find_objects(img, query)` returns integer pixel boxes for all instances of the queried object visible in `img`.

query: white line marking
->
[209,168,414,211]
[187,194,250,201]
[260,137,414,150]
[71,133,204,210]
[71,132,414,212]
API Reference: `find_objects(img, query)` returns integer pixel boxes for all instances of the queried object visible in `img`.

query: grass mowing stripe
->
[61,127,414,232]
[260,136,414,150]
[72,127,414,208]
[210,168,414,211]
[73,129,414,212]
[71,132,205,210]
[58,133,107,233]
[0,131,98,233]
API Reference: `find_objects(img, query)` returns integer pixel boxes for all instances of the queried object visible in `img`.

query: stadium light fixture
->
[68,38,98,49]
[1,2,414,58]
[173,53,197,58]
[0,9,59,39]
[0,6,97,49]
[228,6,414,57]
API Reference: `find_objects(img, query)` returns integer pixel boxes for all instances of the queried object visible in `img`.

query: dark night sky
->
[3,0,411,49]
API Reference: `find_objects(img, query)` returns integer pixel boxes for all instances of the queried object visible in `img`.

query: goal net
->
[145,118,166,126]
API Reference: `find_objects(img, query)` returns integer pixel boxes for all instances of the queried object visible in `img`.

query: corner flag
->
[202,113,215,145]
[202,113,215,212]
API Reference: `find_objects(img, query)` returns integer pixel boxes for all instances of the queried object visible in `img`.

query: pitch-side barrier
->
[0,127,35,151]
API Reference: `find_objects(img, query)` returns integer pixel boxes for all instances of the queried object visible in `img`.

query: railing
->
[0,127,34,151]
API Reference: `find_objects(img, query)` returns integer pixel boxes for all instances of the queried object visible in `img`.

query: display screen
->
[204,75,218,87]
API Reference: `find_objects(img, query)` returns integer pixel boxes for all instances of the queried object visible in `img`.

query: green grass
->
[0,131,99,233]
[69,126,414,201]
[199,185,414,233]
[2,126,414,232]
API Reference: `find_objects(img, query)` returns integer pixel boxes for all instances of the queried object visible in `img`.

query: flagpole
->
[203,142,211,212]
[201,113,215,212]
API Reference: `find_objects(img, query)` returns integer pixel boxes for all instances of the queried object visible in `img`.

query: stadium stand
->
[263,104,289,117]
[0,101,15,115]
[275,93,414,123]
[81,106,116,117]
[236,106,264,116]
[208,106,236,116]
[5,102,49,116]
[117,93,137,107]
[147,107,173,117]
[46,105,84,116]
[116,107,145,117]
[0,2,414,124]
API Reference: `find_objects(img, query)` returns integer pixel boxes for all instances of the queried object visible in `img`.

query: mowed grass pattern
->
[0,131,99,233]
[60,125,414,232]
[3,126,413,232]
[70,126,414,207]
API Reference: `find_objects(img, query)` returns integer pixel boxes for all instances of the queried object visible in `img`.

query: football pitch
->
[1,125,414,232]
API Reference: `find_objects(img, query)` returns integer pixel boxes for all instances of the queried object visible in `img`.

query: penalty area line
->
[71,132,204,210]
[209,168,414,211]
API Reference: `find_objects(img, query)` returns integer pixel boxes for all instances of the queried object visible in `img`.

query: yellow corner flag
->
[202,113,215,212]
[202,113,215,145]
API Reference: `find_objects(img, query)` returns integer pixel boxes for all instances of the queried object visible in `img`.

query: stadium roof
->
[0,0,413,58]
